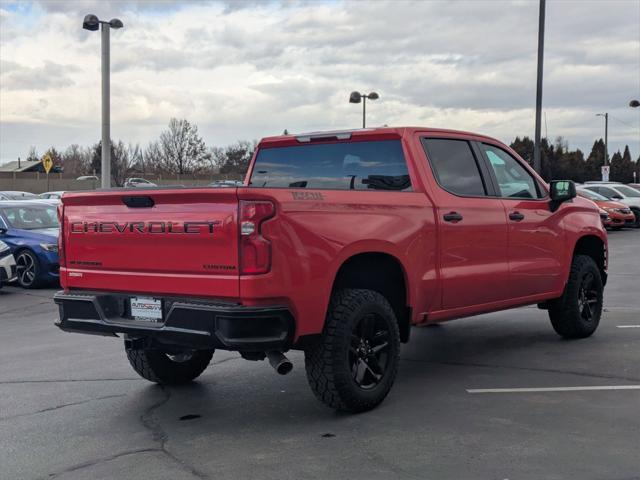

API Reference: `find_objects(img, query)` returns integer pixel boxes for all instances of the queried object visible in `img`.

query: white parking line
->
[617,325,640,328]
[467,385,640,394]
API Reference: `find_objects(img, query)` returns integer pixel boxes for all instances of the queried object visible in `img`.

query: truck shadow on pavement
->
[123,313,636,434]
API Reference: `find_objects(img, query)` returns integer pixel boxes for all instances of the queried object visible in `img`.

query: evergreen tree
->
[510,136,534,163]
[611,145,635,183]
[584,139,605,181]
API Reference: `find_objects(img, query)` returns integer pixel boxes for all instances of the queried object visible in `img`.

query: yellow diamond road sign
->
[42,153,54,174]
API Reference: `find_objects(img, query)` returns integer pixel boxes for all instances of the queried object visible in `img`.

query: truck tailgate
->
[60,189,239,298]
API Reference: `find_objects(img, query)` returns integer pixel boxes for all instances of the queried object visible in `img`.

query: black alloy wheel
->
[349,312,391,390]
[577,271,599,323]
[15,250,40,288]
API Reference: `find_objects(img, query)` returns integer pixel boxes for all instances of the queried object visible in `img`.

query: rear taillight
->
[57,203,65,266]
[239,200,275,275]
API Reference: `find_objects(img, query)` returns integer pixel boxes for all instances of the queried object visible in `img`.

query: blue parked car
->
[0,201,59,288]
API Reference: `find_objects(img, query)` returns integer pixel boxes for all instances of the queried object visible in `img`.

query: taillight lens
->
[239,200,275,275]
[57,203,65,266]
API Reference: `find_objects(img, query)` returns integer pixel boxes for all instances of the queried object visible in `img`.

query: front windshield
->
[0,205,59,230]
[615,186,640,198]
[579,189,609,201]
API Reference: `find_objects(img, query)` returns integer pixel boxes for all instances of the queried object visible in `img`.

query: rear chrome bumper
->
[54,291,295,351]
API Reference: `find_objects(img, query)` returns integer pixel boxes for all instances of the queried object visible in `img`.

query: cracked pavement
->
[0,229,639,480]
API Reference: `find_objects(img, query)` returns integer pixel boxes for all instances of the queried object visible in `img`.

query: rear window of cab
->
[249,140,412,191]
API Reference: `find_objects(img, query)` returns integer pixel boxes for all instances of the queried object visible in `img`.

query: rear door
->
[61,188,240,298]
[420,137,511,310]
[478,142,565,297]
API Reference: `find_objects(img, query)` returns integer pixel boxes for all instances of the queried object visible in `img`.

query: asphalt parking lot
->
[1,230,638,480]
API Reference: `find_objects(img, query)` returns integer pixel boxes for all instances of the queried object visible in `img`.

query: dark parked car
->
[0,201,59,288]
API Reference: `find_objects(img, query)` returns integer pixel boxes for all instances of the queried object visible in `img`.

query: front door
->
[479,142,565,298]
[420,137,511,310]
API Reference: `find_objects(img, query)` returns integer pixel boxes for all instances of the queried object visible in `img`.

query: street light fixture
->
[83,14,123,189]
[349,91,379,128]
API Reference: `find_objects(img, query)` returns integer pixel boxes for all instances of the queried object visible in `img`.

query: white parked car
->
[39,191,65,200]
[123,178,157,188]
[581,182,640,227]
[0,240,17,288]
[208,180,243,188]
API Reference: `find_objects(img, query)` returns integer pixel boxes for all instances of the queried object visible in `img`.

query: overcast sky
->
[1,0,639,165]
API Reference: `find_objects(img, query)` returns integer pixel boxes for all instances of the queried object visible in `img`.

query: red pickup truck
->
[55,127,607,412]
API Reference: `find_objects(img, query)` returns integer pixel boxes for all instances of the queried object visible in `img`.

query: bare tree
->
[62,144,91,175]
[158,118,209,174]
[26,146,39,163]
[214,140,257,175]
[143,140,164,174]
[111,140,135,187]
[127,143,144,174]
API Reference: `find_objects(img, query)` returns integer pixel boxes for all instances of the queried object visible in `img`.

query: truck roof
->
[258,126,502,147]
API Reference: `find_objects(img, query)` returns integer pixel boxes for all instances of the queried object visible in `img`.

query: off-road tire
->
[548,255,603,339]
[125,345,214,385]
[304,288,401,413]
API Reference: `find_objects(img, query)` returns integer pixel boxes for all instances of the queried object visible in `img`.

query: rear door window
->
[421,138,487,196]
[250,140,411,191]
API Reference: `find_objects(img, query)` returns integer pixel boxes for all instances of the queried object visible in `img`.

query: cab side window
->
[481,144,543,199]
[421,138,487,196]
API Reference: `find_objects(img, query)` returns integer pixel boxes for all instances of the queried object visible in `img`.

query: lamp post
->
[595,113,608,165]
[595,113,609,181]
[631,101,640,176]
[349,91,379,128]
[533,0,546,174]
[83,14,123,189]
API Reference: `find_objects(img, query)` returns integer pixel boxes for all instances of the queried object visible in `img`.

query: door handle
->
[509,211,525,222]
[443,212,463,223]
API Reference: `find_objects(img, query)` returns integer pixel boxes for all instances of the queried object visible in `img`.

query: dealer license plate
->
[130,297,163,321]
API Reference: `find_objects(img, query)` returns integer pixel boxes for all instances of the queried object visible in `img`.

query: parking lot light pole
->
[533,0,546,174]
[83,14,123,189]
[349,91,379,128]
[596,113,608,168]
[631,101,640,178]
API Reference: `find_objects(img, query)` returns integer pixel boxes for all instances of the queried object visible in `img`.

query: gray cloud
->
[1,60,80,90]
[1,0,639,165]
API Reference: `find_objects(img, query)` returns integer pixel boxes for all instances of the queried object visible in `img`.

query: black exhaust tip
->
[266,350,293,375]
